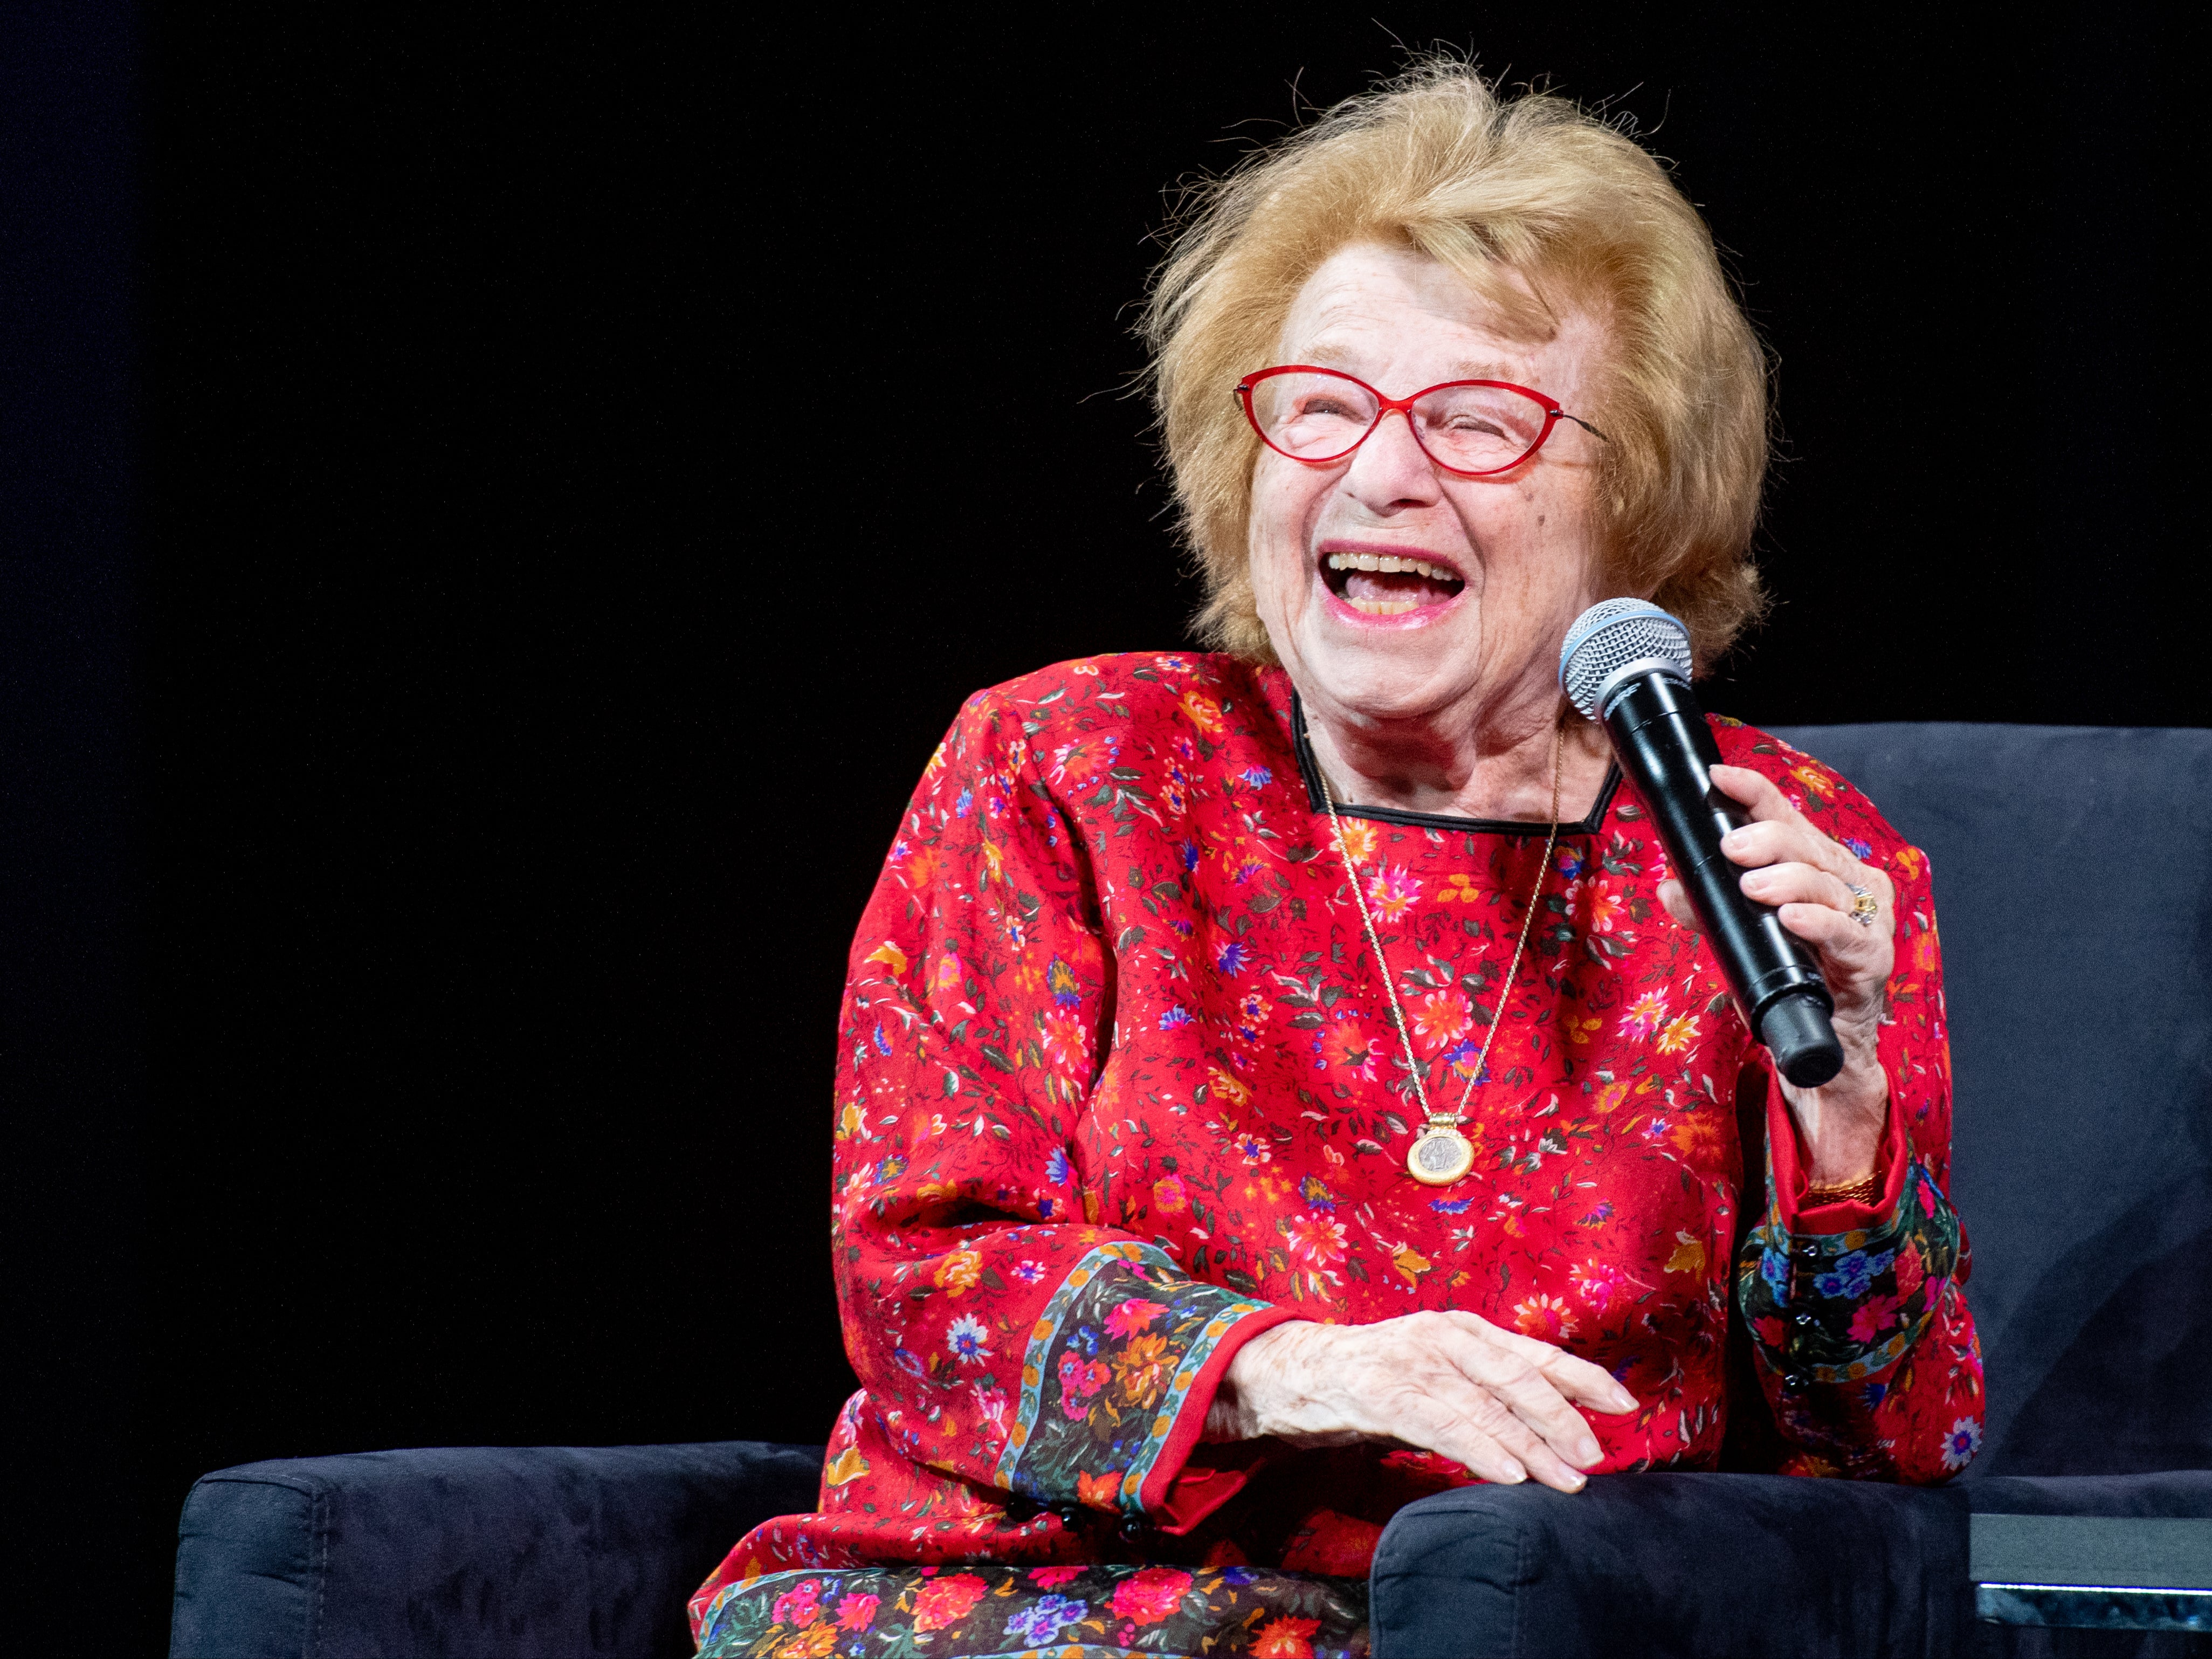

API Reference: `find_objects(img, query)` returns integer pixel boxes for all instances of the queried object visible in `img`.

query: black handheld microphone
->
[1559,600,1844,1087]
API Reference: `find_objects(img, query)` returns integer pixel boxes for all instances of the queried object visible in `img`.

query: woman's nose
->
[1341,407,1443,511]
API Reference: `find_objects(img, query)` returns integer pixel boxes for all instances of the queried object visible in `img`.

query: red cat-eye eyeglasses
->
[1235,365,1610,478]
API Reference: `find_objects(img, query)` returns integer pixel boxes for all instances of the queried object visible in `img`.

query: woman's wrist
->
[1201,1366,1251,1443]
[1203,1321,1311,1442]
[1781,1033,1890,1188]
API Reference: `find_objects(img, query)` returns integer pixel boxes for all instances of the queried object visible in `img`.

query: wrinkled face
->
[1248,242,1612,727]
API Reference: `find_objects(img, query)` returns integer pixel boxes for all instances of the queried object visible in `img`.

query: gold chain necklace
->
[1317,716,1565,1186]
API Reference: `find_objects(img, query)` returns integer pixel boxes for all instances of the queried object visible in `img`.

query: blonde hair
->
[1143,60,1769,670]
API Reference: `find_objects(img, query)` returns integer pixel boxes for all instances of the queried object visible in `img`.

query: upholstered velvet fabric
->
[1769,725,2212,1477]
[1369,1471,1974,1658]
[167,1441,823,1659]
[1365,1472,2212,1659]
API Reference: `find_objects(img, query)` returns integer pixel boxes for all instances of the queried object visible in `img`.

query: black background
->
[5,4,2200,1650]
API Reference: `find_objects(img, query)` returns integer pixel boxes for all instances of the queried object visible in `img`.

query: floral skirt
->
[695,1562,1369,1658]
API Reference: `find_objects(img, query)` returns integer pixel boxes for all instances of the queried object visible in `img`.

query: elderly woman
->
[692,64,1982,1658]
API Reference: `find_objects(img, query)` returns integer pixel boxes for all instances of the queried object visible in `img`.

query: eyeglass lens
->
[1249,371,1553,472]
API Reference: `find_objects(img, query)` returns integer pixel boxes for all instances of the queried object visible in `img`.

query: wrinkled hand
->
[1205,1311,1638,1492]
[1656,762,1893,1183]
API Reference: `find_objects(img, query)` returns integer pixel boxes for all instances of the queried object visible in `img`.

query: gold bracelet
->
[1804,1169,1883,1208]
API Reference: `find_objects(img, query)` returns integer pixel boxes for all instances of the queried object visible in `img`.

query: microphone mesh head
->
[1559,599,1694,719]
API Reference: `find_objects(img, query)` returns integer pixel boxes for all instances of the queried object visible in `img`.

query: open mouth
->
[1321,550,1467,616]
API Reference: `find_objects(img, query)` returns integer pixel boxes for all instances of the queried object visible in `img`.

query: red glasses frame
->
[1234,364,1610,478]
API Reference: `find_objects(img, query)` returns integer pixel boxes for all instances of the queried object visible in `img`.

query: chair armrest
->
[1368,1471,1971,1659]
[168,1440,824,1659]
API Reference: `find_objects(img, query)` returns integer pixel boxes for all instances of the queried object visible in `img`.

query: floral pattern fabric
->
[697,1565,1367,1659]
[996,1243,1270,1516]
[690,652,1984,1650]
[1739,1158,1975,1476]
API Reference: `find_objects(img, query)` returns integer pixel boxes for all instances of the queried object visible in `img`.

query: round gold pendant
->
[1407,1123,1474,1186]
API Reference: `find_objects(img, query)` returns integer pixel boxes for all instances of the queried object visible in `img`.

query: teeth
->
[1348,597,1420,615]
[1326,552,1457,583]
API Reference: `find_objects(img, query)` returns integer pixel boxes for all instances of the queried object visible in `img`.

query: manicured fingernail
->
[1722,828,1748,851]
[1500,1461,1526,1484]
[1564,1469,1586,1489]
[1611,1388,1638,1411]
[1576,1437,1602,1465]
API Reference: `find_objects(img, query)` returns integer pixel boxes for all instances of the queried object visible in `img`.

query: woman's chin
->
[1291,611,1479,714]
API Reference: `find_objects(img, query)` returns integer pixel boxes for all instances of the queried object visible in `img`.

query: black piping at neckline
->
[1290,689,1620,837]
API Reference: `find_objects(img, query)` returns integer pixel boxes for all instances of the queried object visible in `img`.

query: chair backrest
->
[1771,724,2211,1476]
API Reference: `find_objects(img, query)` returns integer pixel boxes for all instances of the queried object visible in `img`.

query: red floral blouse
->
[690,652,1983,1656]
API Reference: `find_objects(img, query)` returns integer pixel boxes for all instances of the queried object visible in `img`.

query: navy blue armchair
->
[169,725,2212,1658]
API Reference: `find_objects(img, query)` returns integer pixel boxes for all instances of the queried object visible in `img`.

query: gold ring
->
[1846,883,1879,927]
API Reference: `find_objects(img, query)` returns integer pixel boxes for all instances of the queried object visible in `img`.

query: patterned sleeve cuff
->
[1738,1160,1962,1389]
[993,1241,1292,1523]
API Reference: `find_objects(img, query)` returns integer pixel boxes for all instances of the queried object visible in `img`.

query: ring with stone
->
[1846,883,1879,926]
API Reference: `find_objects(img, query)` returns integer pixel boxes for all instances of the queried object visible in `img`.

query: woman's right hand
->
[1205,1312,1639,1492]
